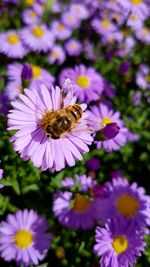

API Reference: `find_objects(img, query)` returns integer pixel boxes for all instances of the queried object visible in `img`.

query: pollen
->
[73,194,89,212]
[116,193,139,217]
[7,34,20,45]
[31,64,42,79]
[30,11,36,18]
[130,0,143,4]
[26,0,35,6]
[112,235,128,254]
[101,19,110,30]
[76,75,90,88]
[32,27,44,38]
[58,23,65,31]
[14,230,33,249]
[101,117,113,125]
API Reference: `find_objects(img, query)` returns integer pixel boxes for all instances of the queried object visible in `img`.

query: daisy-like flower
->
[7,82,93,171]
[61,11,80,29]
[97,177,150,229]
[20,24,54,52]
[136,63,150,89]
[65,39,83,57]
[22,9,40,25]
[69,3,89,20]
[6,62,54,100]
[48,45,66,65]
[0,209,51,266]
[118,0,149,18]
[135,26,150,44]
[88,103,127,152]
[0,30,28,58]
[92,18,117,38]
[50,21,72,40]
[59,65,104,104]
[53,175,98,229]
[94,218,146,267]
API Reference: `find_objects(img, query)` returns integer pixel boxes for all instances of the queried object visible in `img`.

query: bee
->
[41,79,83,139]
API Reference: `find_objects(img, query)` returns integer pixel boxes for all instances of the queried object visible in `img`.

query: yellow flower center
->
[14,230,33,249]
[116,193,139,217]
[26,0,35,6]
[130,14,137,21]
[30,11,36,18]
[101,117,113,125]
[101,19,110,29]
[130,0,142,4]
[142,27,149,38]
[31,65,42,79]
[73,194,89,212]
[32,27,44,38]
[146,74,150,83]
[51,50,59,58]
[58,23,65,31]
[7,34,20,45]
[76,75,90,88]
[112,235,128,254]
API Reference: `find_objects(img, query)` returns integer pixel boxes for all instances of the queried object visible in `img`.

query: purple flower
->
[95,123,120,141]
[65,39,83,57]
[92,18,117,38]
[86,158,101,171]
[6,62,54,100]
[132,91,142,106]
[20,25,54,52]
[59,65,104,104]
[53,176,98,229]
[96,177,150,229]
[51,21,71,40]
[0,31,28,58]
[88,103,127,152]
[7,83,93,171]
[69,3,89,20]
[136,64,150,89]
[94,218,146,267]
[48,45,66,65]
[0,163,4,189]
[0,209,51,266]
[61,12,80,29]
[22,9,40,25]
[118,61,130,74]
[62,174,96,192]
[21,63,33,81]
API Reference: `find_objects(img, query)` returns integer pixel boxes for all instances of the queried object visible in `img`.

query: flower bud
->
[21,63,33,81]
[95,122,120,141]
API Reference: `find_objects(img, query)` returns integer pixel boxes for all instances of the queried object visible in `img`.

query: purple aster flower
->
[48,45,66,65]
[92,18,117,38]
[135,26,150,44]
[86,158,101,171]
[20,25,54,52]
[61,11,80,29]
[7,83,93,171]
[53,177,98,229]
[0,30,28,58]
[6,62,54,100]
[0,209,51,266]
[65,39,83,57]
[0,162,4,189]
[69,3,89,20]
[88,103,127,152]
[94,218,146,267]
[51,21,72,40]
[59,65,104,104]
[125,129,140,142]
[136,64,150,89]
[96,177,150,229]
[127,13,144,30]
[118,0,149,18]
[22,9,40,25]
[21,63,33,81]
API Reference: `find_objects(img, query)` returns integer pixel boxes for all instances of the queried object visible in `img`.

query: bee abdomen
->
[46,116,71,139]
[68,105,82,121]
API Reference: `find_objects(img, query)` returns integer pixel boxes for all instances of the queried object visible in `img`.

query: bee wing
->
[59,78,75,108]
